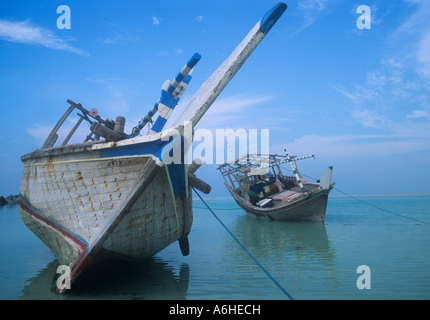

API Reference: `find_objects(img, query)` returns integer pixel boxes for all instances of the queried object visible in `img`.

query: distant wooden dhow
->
[18,3,288,291]
[217,151,335,222]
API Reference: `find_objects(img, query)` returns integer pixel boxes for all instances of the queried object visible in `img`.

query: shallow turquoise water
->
[0,194,429,300]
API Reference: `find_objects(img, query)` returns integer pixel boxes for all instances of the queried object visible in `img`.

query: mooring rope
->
[280,165,430,226]
[332,187,430,226]
[192,187,294,300]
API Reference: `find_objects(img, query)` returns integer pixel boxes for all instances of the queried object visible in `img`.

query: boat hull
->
[18,138,192,290]
[231,189,331,222]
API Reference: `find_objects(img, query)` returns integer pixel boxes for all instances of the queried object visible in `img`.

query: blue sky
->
[1,0,429,197]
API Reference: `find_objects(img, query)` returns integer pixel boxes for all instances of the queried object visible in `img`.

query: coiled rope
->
[192,187,294,300]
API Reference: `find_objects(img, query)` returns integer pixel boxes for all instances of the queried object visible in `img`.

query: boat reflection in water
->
[19,257,190,300]
[222,216,338,299]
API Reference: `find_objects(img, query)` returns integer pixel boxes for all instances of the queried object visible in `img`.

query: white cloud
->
[165,93,272,130]
[100,30,143,45]
[407,110,429,119]
[333,0,430,112]
[199,93,273,127]
[0,19,86,56]
[290,17,315,37]
[194,16,204,23]
[152,16,161,26]
[272,132,430,159]
[292,0,328,36]
[207,93,272,116]
[298,0,327,11]
[85,76,122,84]
[394,1,430,80]
[174,48,184,55]
[417,33,430,78]
[156,48,185,56]
[352,109,386,128]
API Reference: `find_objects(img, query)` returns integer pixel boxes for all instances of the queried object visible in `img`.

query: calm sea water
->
[1,194,429,300]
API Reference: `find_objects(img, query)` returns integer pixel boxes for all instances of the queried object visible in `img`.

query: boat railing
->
[41,99,127,150]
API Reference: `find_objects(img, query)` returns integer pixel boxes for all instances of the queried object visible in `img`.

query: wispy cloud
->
[330,1,430,144]
[200,93,273,128]
[325,1,430,159]
[166,93,273,130]
[0,19,86,56]
[407,110,429,119]
[331,83,380,105]
[194,16,204,23]
[84,76,122,84]
[332,55,429,130]
[156,47,184,56]
[351,109,387,128]
[152,16,161,26]
[417,32,430,78]
[298,0,327,11]
[291,0,328,37]
[100,30,144,45]
[272,127,430,159]
[394,0,430,80]
[207,93,272,116]
[290,17,315,37]
[331,57,414,106]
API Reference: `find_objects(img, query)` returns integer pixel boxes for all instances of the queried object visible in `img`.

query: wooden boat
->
[17,3,288,291]
[217,152,335,222]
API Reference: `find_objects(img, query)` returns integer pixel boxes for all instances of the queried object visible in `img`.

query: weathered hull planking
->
[19,138,192,289]
[230,187,331,222]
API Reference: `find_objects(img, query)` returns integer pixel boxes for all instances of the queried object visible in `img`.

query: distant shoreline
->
[329,193,430,198]
[192,193,430,201]
[0,194,19,206]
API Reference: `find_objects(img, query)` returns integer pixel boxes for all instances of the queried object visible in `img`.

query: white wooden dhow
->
[18,3,288,291]
[19,135,192,290]
[218,153,335,222]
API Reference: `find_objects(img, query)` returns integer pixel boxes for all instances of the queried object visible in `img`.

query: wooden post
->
[188,158,203,175]
[62,114,85,146]
[42,105,75,149]
[188,159,211,194]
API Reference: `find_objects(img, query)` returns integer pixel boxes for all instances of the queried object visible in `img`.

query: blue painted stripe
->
[100,137,170,159]
[187,53,201,69]
[160,89,179,108]
[151,88,180,132]
[182,74,191,85]
[159,135,187,196]
[259,2,287,34]
[167,162,187,196]
[151,116,168,133]
[168,73,186,93]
